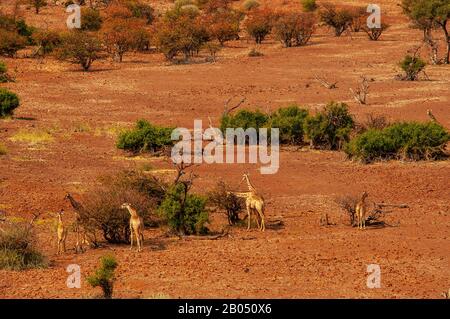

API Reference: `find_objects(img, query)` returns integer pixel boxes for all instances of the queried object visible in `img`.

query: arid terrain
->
[0,0,449,299]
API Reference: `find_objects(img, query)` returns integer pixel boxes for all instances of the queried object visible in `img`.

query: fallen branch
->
[314,75,337,89]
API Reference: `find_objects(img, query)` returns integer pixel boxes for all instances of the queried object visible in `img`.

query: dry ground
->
[0,0,449,298]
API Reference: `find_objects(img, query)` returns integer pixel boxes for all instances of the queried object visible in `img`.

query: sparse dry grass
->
[0,143,6,155]
[9,129,53,145]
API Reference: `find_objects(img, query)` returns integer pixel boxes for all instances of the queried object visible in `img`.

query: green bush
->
[81,8,103,31]
[304,102,354,149]
[345,122,450,162]
[126,1,155,24]
[399,55,426,81]
[220,109,269,135]
[57,31,103,71]
[117,119,174,153]
[15,19,35,44]
[0,61,12,83]
[301,0,317,12]
[32,29,61,56]
[159,183,208,235]
[0,30,27,57]
[0,88,20,117]
[242,0,260,11]
[0,224,47,271]
[87,255,118,299]
[320,4,354,36]
[269,105,309,144]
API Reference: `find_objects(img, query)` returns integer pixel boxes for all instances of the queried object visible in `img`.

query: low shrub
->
[220,109,269,137]
[0,223,47,270]
[117,119,174,154]
[301,0,317,12]
[0,61,13,83]
[345,122,450,162]
[399,54,426,81]
[304,102,354,150]
[248,47,264,57]
[208,181,244,226]
[348,6,366,32]
[0,143,6,155]
[269,105,309,144]
[0,88,20,118]
[32,29,61,57]
[159,183,209,235]
[82,170,165,244]
[362,22,389,41]
[0,30,27,57]
[242,0,260,11]
[87,255,117,299]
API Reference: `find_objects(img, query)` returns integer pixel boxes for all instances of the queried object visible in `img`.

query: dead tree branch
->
[314,75,337,89]
[350,76,369,105]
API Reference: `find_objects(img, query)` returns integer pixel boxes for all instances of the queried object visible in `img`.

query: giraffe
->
[56,209,68,255]
[231,172,266,231]
[355,192,369,230]
[64,193,91,253]
[120,203,145,252]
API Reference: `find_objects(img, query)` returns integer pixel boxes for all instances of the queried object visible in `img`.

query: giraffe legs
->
[246,204,252,231]
[129,225,134,250]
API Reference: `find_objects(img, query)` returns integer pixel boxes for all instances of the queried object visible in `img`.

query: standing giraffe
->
[121,203,145,252]
[355,192,369,230]
[56,209,68,255]
[64,193,91,253]
[230,172,266,231]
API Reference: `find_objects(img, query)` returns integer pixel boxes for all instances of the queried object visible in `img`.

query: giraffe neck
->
[245,175,257,193]
[126,207,138,218]
[68,195,83,211]
[58,215,63,224]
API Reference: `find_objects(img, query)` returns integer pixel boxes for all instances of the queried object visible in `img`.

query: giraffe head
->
[64,193,72,200]
[56,209,64,218]
[361,191,369,201]
[121,203,131,210]
[241,171,250,182]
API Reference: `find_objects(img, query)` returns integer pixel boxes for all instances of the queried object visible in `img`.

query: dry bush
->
[203,9,241,45]
[273,11,316,47]
[320,3,354,36]
[208,181,245,226]
[362,22,389,41]
[348,6,366,32]
[81,170,166,244]
[0,219,47,270]
[0,29,26,57]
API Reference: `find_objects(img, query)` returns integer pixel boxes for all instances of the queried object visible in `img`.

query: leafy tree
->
[244,8,275,44]
[57,31,103,71]
[402,0,450,64]
[30,0,47,14]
